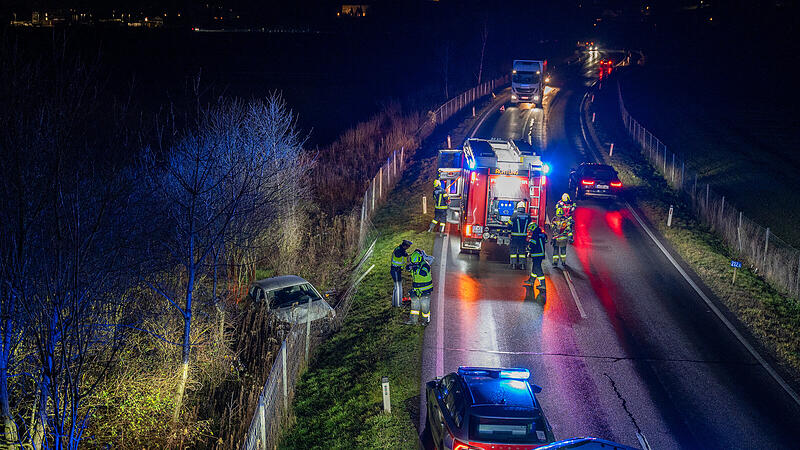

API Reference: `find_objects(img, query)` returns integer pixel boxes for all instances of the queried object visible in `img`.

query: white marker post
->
[667,205,674,227]
[381,376,391,413]
[609,143,614,156]
[447,135,451,148]
[592,112,596,122]
[422,196,427,214]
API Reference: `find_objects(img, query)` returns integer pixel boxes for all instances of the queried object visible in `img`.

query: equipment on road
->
[390,240,413,308]
[511,60,547,108]
[437,139,548,254]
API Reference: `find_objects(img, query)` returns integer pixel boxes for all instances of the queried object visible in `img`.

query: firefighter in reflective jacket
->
[507,201,531,270]
[555,193,575,243]
[428,179,449,234]
[552,208,570,267]
[406,249,434,325]
[390,240,413,307]
[525,223,548,299]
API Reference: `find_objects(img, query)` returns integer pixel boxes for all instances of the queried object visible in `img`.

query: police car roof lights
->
[458,366,531,380]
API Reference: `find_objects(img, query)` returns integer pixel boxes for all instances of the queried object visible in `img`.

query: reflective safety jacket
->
[391,245,409,268]
[508,213,531,237]
[433,188,449,210]
[412,261,433,295]
[555,200,575,218]
[527,225,548,257]
[552,220,570,243]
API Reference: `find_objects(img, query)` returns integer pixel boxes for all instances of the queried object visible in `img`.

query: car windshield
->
[269,283,321,309]
[512,72,539,84]
[587,166,616,179]
[469,416,547,444]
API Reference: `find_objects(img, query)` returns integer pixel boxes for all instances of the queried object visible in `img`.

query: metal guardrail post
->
[258,399,267,450]
[379,167,383,200]
[281,341,288,414]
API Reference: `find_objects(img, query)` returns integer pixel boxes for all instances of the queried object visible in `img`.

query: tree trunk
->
[173,262,195,422]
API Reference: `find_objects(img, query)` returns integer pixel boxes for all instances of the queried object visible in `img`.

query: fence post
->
[737,211,743,251]
[281,340,288,414]
[795,254,800,298]
[371,179,375,211]
[379,168,383,200]
[423,196,427,214]
[764,228,770,268]
[401,147,405,171]
[663,146,667,173]
[305,296,312,364]
[671,153,675,185]
[681,160,684,189]
[705,184,710,212]
[258,399,267,450]
[693,174,697,201]
[393,150,397,181]
[359,191,366,246]
[720,196,725,219]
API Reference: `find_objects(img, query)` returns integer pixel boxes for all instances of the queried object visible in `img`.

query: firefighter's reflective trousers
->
[409,287,432,325]
[391,266,403,307]
[530,256,545,290]
[509,236,527,265]
[553,238,568,264]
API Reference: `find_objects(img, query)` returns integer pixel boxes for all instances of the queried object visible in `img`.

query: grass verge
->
[586,81,800,383]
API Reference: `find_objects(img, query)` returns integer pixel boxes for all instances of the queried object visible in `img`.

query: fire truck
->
[438,138,548,254]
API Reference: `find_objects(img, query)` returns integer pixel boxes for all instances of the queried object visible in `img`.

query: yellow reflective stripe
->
[421,312,430,318]
[410,310,419,315]
[511,232,527,236]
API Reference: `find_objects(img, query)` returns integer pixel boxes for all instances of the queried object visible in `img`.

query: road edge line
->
[563,270,588,319]
[624,202,800,407]
[436,234,449,378]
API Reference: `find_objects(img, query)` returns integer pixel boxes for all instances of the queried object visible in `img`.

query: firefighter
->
[508,201,531,270]
[551,208,570,267]
[556,193,575,243]
[428,179,449,234]
[390,240,413,307]
[525,222,548,300]
[406,249,434,325]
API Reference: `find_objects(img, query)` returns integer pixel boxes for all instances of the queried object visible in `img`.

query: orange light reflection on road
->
[452,272,481,303]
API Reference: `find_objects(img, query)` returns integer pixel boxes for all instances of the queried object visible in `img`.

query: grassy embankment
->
[619,66,800,246]
[586,80,800,383]
[280,99,495,449]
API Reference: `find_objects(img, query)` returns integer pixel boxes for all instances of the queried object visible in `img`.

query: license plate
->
[597,184,609,189]
[473,225,483,234]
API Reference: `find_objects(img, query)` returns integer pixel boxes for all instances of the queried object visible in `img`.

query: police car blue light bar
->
[458,367,531,379]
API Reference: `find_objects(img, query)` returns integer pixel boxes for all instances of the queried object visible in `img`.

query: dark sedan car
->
[426,367,555,450]
[569,163,623,200]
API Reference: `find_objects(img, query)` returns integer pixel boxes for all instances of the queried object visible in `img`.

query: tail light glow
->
[610,181,623,188]
[581,179,595,186]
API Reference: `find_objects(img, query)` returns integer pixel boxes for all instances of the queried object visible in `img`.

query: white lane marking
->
[562,270,588,319]
[636,431,653,450]
[624,202,800,408]
[436,234,449,377]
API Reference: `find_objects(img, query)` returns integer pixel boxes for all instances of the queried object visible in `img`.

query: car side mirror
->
[531,383,542,394]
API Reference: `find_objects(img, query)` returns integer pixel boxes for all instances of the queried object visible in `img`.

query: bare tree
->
[477,19,489,85]
[142,94,309,421]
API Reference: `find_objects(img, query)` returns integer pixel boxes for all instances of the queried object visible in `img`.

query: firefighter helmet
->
[556,206,565,217]
[562,193,571,202]
[409,250,423,264]
[516,201,526,212]
[433,179,442,188]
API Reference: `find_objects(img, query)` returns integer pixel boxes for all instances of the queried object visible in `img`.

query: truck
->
[438,138,548,254]
[511,60,547,108]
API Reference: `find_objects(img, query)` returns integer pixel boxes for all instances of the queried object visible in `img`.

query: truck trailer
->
[438,139,548,254]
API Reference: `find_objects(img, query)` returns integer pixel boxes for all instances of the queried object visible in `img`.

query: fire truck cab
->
[438,138,548,254]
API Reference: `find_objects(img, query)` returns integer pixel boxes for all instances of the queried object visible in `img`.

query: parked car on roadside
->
[569,163,623,200]
[248,275,334,324]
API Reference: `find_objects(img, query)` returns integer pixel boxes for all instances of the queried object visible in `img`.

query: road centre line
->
[435,234,449,378]
[563,269,588,319]
[624,202,800,408]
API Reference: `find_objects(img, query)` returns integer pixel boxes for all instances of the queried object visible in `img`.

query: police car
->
[426,367,555,450]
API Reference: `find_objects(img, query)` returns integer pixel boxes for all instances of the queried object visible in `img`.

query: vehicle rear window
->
[587,166,616,179]
[269,283,321,309]
[468,416,547,444]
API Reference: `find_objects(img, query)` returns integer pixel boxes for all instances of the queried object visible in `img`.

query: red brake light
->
[610,181,622,188]
[581,179,595,186]
[454,439,486,450]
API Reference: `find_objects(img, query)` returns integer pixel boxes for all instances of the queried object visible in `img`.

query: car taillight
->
[581,179,595,186]
[610,181,622,188]
[454,439,486,450]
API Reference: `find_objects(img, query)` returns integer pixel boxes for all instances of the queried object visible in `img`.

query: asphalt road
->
[419,51,800,449]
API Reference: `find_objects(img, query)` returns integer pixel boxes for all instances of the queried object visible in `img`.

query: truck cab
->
[438,139,548,254]
[511,60,547,108]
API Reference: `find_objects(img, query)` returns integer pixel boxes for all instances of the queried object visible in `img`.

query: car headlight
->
[533,95,540,101]
[511,94,517,99]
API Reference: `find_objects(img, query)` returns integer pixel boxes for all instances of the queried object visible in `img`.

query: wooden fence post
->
[763,228,770,268]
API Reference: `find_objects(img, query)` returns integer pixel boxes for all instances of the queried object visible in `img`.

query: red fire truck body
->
[438,139,547,254]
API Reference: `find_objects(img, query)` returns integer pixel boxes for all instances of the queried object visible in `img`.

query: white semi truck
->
[511,59,547,108]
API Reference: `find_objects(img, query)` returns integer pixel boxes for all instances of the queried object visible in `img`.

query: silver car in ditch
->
[249,275,335,324]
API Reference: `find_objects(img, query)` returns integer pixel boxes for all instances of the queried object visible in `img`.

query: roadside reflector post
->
[447,135,451,148]
[667,205,674,228]
[472,105,476,117]
[592,112,596,122]
[381,376,391,414]
[591,94,595,103]
[423,196,427,214]
[763,227,770,268]
[737,211,743,251]
[609,143,614,156]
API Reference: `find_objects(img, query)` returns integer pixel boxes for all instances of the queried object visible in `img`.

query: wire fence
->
[239,75,511,449]
[358,74,510,248]
[616,82,800,301]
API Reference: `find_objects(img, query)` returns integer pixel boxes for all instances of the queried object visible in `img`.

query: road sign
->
[731,260,742,268]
